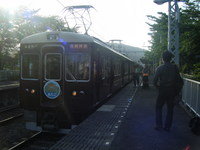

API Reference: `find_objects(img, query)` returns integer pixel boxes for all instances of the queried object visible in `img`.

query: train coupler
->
[41,113,59,131]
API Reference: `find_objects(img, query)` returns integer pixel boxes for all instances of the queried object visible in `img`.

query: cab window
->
[21,54,39,79]
[45,54,61,80]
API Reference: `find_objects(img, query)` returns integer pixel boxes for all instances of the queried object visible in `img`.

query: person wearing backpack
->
[153,51,182,131]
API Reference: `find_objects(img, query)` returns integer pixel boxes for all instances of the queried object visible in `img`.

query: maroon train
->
[20,31,142,133]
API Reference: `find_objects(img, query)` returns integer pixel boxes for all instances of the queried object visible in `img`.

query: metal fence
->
[0,70,19,81]
[182,78,200,117]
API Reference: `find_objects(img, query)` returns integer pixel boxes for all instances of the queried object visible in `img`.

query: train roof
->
[21,31,142,66]
[21,31,94,44]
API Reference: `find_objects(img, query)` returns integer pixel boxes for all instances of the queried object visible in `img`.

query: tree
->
[13,7,75,42]
[145,0,200,81]
[0,8,18,70]
[0,6,77,70]
[179,0,200,75]
[145,12,168,67]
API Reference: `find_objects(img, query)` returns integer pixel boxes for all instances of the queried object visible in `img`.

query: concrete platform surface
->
[110,86,200,150]
[50,83,200,150]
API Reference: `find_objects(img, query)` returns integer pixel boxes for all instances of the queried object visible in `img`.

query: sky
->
[0,0,170,49]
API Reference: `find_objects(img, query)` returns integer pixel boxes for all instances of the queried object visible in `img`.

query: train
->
[19,31,142,133]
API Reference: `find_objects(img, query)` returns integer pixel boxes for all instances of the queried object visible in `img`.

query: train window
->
[21,54,39,79]
[125,63,129,74]
[101,55,111,79]
[45,54,61,80]
[66,52,90,81]
[114,58,121,76]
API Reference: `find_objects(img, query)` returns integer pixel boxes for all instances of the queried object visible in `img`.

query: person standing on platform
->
[133,71,140,87]
[133,69,140,87]
[153,51,181,131]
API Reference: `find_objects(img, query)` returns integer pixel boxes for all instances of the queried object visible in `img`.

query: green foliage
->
[193,63,200,81]
[0,7,77,71]
[12,7,75,42]
[145,0,200,81]
[145,12,168,66]
[179,0,200,76]
[0,8,18,70]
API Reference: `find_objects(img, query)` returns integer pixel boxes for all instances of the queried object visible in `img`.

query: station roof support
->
[154,0,181,65]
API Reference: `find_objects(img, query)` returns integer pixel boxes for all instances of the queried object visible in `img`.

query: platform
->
[50,83,200,150]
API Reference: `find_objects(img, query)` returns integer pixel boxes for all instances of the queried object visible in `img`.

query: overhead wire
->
[54,0,108,42]
[55,0,66,8]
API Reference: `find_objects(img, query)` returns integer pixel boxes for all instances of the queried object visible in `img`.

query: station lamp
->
[154,0,181,5]
[154,0,172,5]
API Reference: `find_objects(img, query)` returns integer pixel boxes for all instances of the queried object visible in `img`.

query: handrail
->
[182,78,200,117]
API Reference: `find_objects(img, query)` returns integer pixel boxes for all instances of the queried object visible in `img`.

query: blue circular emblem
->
[43,80,61,99]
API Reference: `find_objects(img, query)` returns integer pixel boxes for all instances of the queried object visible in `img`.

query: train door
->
[92,49,100,104]
[98,52,112,100]
[20,52,40,110]
[121,61,124,86]
[41,45,64,106]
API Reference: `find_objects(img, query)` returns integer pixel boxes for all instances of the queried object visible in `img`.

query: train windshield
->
[66,52,90,81]
[21,54,39,79]
[45,53,61,80]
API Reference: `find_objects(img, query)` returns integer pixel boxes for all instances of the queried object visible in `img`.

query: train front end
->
[20,32,93,133]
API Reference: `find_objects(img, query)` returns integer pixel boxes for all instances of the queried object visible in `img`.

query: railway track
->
[9,132,65,150]
[0,105,24,126]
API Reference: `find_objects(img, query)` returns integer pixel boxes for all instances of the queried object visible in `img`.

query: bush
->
[193,63,200,81]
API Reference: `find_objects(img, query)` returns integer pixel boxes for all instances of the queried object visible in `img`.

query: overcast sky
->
[1,0,171,49]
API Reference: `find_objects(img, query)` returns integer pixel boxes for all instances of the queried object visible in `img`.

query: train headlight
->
[72,91,77,96]
[31,89,36,94]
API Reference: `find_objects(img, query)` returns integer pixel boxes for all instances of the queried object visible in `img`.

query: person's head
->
[162,51,173,62]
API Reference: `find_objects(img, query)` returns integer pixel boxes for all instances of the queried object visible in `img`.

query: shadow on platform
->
[110,86,200,150]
